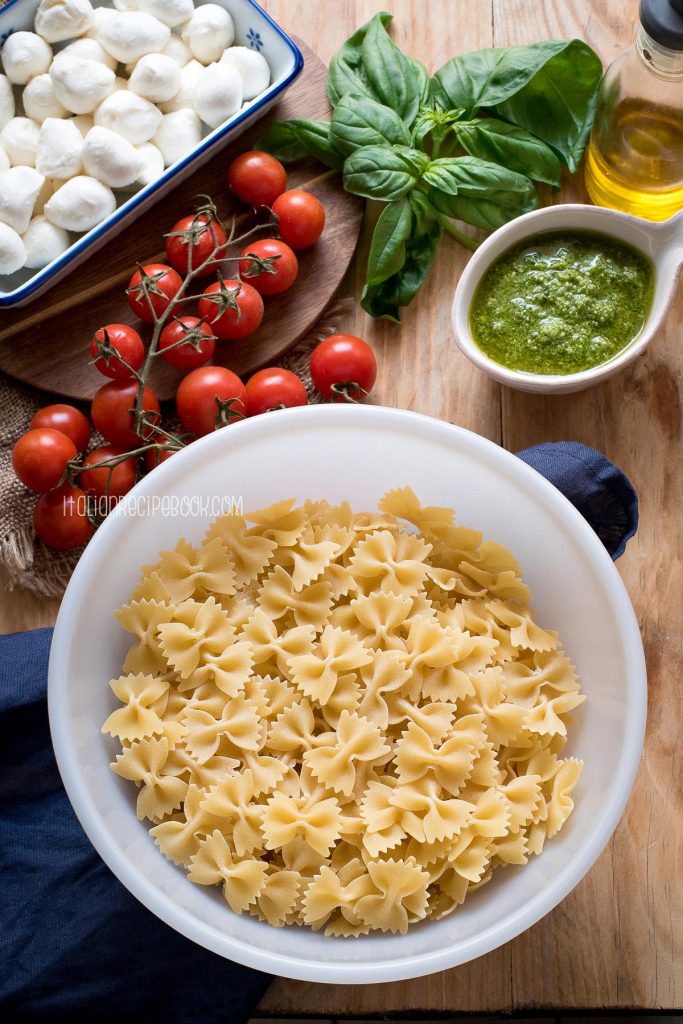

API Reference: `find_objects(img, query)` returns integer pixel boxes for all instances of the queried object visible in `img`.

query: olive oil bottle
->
[585,0,683,221]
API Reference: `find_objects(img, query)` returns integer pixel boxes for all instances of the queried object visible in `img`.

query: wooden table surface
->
[2,0,681,1015]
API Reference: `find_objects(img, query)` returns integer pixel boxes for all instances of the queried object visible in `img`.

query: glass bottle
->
[585,0,683,220]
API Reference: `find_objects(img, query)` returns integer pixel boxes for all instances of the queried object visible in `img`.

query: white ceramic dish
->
[0,0,303,307]
[48,405,646,983]
[452,204,683,394]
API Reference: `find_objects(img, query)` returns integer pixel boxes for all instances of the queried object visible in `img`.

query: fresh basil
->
[327,11,392,106]
[366,197,413,286]
[453,118,562,186]
[361,14,428,125]
[343,145,428,200]
[330,94,411,156]
[257,120,344,171]
[428,156,538,229]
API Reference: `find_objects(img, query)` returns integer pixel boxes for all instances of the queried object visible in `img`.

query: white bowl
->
[0,0,303,307]
[48,405,646,983]
[452,204,683,394]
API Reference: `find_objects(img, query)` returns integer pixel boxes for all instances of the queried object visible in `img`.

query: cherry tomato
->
[33,482,94,550]
[12,428,77,492]
[310,334,377,403]
[91,380,160,447]
[30,404,90,453]
[176,366,246,437]
[90,323,145,380]
[165,212,227,277]
[227,150,287,208]
[79,445,137,501]
[159,316,216,370]
[145,445,180,471]
[198,279,264,340]
[239,239,298,296]
[272,189,325,250]
[127,263,183,323]
[245,367,307,416]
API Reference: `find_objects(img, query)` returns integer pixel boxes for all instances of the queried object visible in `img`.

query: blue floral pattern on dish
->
[246,27,263,50]
[0,27,15,45]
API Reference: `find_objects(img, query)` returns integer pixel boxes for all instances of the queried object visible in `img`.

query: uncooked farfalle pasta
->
[103,488,585,936]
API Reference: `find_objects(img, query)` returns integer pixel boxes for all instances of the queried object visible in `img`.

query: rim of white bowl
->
[451,204,664,393]
[48,405,647,983]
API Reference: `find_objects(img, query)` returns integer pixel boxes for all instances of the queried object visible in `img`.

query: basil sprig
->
[259,12,602,321]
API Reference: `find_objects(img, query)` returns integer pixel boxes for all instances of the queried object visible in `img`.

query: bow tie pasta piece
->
[105,490,584,935]
[188,830,268,914]
[348,529,432,597]
[102,673,169,742]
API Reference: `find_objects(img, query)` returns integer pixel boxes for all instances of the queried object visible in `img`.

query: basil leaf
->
[453,118,562,186]
[428,157,538,229]
[361,14,428,125]
[361,193,442,320]
[330,94,411,157]
[366,197,413,286]
[257,120,345,171]
[493,40,603,171]
[327,11,392,106]
[343,145,428,200]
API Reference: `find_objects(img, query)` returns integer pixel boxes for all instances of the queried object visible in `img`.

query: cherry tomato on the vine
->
[227,151,287,209]
[198,279,264,340]
[79,445,137,501]
[272,189,325,250]
[91,380,160,448]
[145,445,180,471]
[309,334,377,403]
[239,238,298,296]
[90,323,145,380]
[30,404,90,453]
[33,482,94,550]
[245,367,307,416]
[159,316,216,370]
[176,366,246,437]
[12,428,77,492]
[127,263,183,323]
[165,212,227,277]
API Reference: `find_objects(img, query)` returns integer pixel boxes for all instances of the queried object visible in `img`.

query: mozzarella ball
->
[97,11,170,63]
[161,33,191,65]
[44,175,115,231]
[153,107,200,165]
[0,148,8,172]
[22,214,70,267]
[158,56,202,112]
[82,125,142,187]
[138,0,194,28]
[60,36,118,71]
[0,76,15,130]
[0,166,45,233]
[95,90,162,144]
[0,222,27,274]
[0,117,40,166]
[33,175,57,213]
[36,116,83,178]
[181,4,234,64]
[133,140,164,185]
[70,114,94,137]
[86,6,116,37]
[50,55,115,114]
[35,0,94,43]
[193,61,241,128]
[112,0,139,9]
[220,46,270,101]
[1,32,53,86]
[23,74,67,123]
[128,52,181,102]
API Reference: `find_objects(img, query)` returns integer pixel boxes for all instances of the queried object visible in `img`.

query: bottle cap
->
[640,0,683,50]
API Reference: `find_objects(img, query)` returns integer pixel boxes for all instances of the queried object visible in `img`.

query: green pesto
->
[470,231,654,375]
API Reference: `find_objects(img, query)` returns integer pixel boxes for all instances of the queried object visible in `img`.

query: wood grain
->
[0,40,363,401]
[2,0,681,1014]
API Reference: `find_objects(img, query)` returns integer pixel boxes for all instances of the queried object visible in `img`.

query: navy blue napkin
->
[0,441,637,1021]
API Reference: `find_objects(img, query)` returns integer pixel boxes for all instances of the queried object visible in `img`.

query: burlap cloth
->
[0,299,353,599]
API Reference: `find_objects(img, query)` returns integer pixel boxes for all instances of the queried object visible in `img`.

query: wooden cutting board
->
[0,39,363,401]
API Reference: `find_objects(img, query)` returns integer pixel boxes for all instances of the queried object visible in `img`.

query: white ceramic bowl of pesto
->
[452,204,683,394]
[48,405,646,983]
